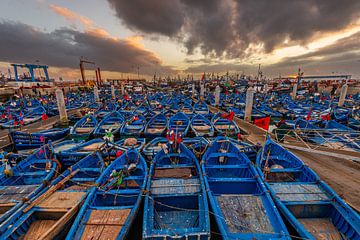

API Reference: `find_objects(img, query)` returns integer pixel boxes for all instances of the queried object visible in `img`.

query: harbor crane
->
[79,57,102,87]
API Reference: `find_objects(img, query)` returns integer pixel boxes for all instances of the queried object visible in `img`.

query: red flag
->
[116,150,123,158]
[201,73,205,81]
[254,116,270,130]
[321,114,331,121]
[40,136,45,142]
[42,113,48,121]
[13,121,18,126]
[20,120,24,125]
[305,109,312,121]
[166,130,170,141]
[177,133,182,144]
[237,133,242,141]
[221,111,235,121]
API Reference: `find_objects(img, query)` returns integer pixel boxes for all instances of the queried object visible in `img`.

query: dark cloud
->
[186,31,360,76]
[0,21,174,74]
[107,0,360,58]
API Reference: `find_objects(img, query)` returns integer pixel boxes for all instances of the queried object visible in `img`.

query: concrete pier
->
[111,84,115,99]
[94,86,100,102]
[55,88,68,124]
[214,85,221,107]
[338,84,348,107]
[244,87,254,122]
[292,83,298,100]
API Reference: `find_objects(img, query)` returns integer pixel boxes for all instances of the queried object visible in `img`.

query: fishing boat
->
[194,101,209,115]
[349,118,360,130]
[168,112,190,137]
[56,139,104,169]
[120,114,146,136]
[70,114,98,140]
[202,137,290,239]
[66,148,147,239]
[9,128,70,151]
[0,144,58,225]
[191,114,214,137]
[142,137,168,161]
[93,111,124,137]
[0,153,105,239]
[143,142,210,239]
[211,112,240,136]
[256,138,360,239]
[144,113,167,138]
[53,140,84,155]
[180,102,194,117]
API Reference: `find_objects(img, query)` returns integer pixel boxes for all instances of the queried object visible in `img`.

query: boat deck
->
[298,218,343,240]
[24,219,57,240]
[81,209,131,240]
[0,185,38,204]
[216,194,274,234]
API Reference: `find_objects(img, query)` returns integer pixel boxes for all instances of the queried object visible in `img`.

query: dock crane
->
[79,57,102,87]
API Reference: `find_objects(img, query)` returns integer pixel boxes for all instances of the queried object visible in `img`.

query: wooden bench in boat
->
[269,182,330,202]
[76,127,94,134]
[151,178,200,195]
[81,209,131,240]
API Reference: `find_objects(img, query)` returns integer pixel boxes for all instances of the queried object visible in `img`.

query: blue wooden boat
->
[115,137,146,150]
[144,113,167,138]
[180,102,194,117]
[191,114,214,137]
[143,143,210,239]
[256,138,360,239]
[56,139,104,169]
[202,137,289,239]
[93,111,124,137]
[70,114,98,140]
[332,107,350,123]
[0,152,105,239]
[168,112,190,137]
[66,148,147,239]
[211,112,240,136]
[53,140,84,155]
[120,114,146,136]
[0,144,58,225]
[349,118,360,130]
[142,137,168,161]
[194,101,209,115]
[9,128,70,151]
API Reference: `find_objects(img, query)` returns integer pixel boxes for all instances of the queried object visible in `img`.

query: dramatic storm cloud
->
[0,21,174,74]
[108,0,360,58]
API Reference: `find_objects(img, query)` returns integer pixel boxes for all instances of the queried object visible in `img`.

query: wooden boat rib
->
[143,143,210,239]
[256,138,360,239]
[202,137,289,239]
[66,148,147,240]
[0,153,105,239]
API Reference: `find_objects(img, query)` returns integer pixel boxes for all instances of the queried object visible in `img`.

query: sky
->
[0,0,359,80]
